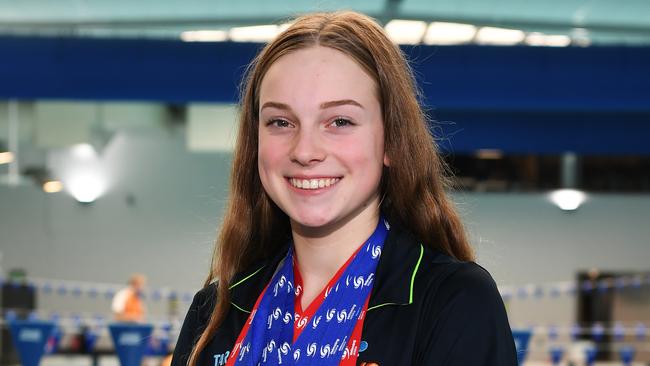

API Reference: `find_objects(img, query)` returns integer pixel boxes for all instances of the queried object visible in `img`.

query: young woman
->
[172,11,517,366]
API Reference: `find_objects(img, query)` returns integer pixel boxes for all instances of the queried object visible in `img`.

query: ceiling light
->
[571,28,591,47]
[67,173,105,203]
[72,143,97,160]
[43,180,63,193]
[549,189,588,211]
[0,151,14,165]
[180,30,228,42]
[526,33,571,47]
[229,25,279,43]
[385,20,428,45]
[424,22,477,45]
[476,27,525,45]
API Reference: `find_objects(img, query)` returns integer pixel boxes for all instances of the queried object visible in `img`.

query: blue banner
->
[8,320,55,366]
[109,323,154,366]
[2,38,650,154]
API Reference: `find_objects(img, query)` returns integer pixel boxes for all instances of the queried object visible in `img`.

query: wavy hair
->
[187,11,473,365]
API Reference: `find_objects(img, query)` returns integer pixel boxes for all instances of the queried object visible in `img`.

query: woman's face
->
[258,46,387,233]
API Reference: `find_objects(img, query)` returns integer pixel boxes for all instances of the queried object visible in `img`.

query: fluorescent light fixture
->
[43,180,63,193]
[525,33,571,47]
[385,20,428,45]
[476,27,525,45]
[229,25,279,43]
[549,189,588,211]
[180,30,228,42]
[571,28,591,47]
[476,149,503,159]
[0,151,14,164]
[72,143,97,159]
[424,22,477,45]
[67,173,105,203]
[278,23,292,33]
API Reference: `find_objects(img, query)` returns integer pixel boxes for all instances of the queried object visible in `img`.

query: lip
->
[286,175,342,179]
[284,176,342,194]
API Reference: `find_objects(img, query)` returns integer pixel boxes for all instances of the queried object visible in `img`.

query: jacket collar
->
[228,223,424,313]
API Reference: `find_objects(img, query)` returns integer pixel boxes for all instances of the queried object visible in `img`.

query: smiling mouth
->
[288,177,341,190]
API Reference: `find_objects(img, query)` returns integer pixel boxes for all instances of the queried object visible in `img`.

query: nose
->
[289,127,326,166]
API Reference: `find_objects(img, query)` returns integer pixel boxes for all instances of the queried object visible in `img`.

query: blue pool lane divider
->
[619,345,635,366]
[549,345,564,365]
[511,329,532,365]
[584,346,597,366]
[8,320,55,366]
[109,323,154,366]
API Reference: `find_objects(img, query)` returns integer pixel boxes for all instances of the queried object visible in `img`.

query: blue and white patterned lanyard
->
[234,217,389,366]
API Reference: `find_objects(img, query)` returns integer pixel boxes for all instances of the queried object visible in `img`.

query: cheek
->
[258,134,275,164]
[257,157,274,201]
[258,142,285,183]
[346,140,385,178]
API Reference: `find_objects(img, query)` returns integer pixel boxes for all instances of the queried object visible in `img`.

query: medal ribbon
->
[231,217,389,365]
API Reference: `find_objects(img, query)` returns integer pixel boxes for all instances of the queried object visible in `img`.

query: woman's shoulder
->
[172,283,219,365]
[417,247,503,313]
[385,225,502,307]
[411,254,516,364]
[192,282,218,304]
[388,220,497,293]
[436,260,500,299]
[186,282,219,325]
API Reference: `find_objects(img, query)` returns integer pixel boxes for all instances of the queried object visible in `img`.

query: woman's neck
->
[290,205,380,308]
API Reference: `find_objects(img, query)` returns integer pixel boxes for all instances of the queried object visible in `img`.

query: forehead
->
[259,46,378,109]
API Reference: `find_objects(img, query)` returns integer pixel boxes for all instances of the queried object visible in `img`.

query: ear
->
[383,153,390,167]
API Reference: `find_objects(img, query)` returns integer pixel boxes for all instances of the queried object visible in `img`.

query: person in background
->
[112,273,147,322]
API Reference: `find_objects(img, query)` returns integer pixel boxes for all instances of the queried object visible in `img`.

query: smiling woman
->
[172,11,517,366]
[258,46,387,310]
[258,46,385,239]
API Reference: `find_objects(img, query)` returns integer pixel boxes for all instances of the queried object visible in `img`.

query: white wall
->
[1,128,649,325]
[1,130,227,292]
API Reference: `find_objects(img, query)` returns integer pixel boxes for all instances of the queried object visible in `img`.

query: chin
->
[290,211,336,230]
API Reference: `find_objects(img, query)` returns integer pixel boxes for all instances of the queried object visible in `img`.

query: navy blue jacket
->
[172,224,517,365]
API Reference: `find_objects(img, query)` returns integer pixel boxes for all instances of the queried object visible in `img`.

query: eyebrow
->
[320,99,364,109]
[260,99,364,111]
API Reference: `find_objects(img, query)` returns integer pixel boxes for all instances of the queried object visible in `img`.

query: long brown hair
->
[187,11,473,365]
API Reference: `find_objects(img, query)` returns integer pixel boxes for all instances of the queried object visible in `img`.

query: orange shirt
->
[123,290,144,320]
[112,288,145,322]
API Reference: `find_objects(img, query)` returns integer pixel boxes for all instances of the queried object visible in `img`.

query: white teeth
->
[289,178,340,190]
